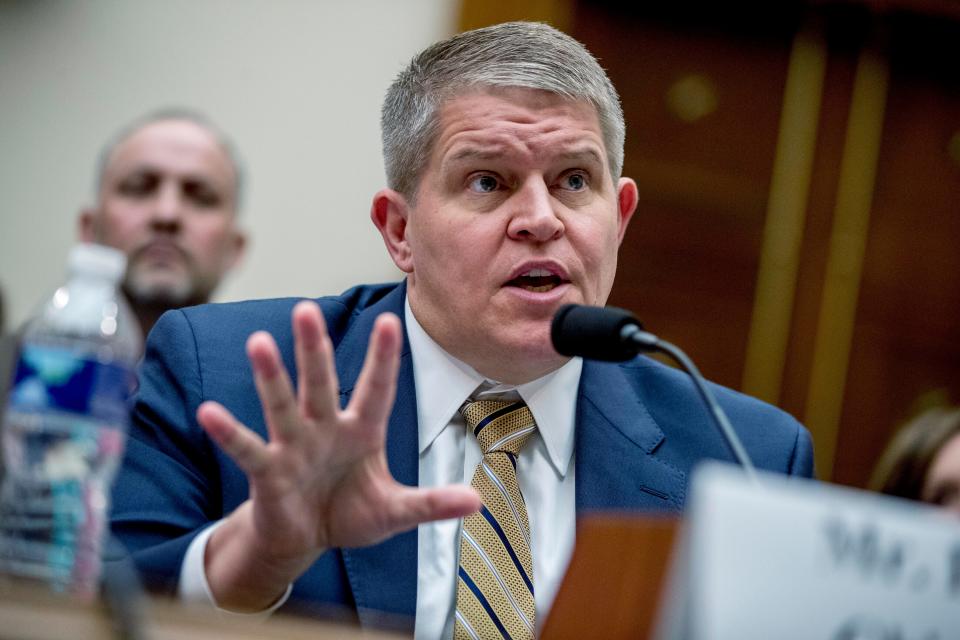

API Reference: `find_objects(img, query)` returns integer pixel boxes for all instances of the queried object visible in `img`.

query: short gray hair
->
[95,107,245,211]
[381,21,625,199]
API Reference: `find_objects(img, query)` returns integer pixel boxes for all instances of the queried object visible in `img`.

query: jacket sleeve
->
[787,420,816,479]
[108,308,221,595]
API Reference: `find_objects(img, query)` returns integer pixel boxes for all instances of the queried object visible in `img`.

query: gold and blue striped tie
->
[455,399,537,640]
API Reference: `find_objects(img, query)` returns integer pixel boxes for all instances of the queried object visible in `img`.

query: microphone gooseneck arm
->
[551,303,758,480]
[621,324,758,482]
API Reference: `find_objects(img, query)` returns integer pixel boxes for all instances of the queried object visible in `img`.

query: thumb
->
[385,484,481,534]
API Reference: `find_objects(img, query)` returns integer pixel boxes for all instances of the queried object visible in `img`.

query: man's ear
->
[224,227,247,272]
[370,188,413,273]
[615,177,639,245]
[78,208,98,242]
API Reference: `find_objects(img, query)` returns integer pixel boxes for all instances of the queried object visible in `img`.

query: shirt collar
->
[405,298,582,477]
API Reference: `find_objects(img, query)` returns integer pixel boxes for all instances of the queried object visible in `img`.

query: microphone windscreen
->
[551,304,642,362]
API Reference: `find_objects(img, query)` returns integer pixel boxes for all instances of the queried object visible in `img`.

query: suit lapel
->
[335,283,420,627]
[329,286,686,624]
[575,359,686,513]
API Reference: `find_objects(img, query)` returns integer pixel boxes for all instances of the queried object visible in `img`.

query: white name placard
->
[657,463,960,640]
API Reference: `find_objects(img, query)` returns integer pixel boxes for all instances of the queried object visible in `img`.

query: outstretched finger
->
[292,301,340,421]
[247,331,301,444]
[348,313,402,435]
[385,484,482,534]
[197,401,270,476]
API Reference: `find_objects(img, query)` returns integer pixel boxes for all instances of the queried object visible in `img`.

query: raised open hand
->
[195,300,480,611]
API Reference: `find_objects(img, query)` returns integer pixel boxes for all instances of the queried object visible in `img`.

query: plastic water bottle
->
[0,243,141,600]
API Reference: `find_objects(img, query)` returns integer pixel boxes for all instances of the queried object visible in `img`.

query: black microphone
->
[551,304,658,360]
[551,304,757,479]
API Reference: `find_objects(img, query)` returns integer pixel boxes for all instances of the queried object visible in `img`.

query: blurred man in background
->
[78,110,247,339]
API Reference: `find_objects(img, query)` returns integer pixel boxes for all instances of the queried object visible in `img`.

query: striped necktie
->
[455,399,537,640]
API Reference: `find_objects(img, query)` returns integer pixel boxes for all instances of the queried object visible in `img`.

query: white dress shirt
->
[179,299,581,639]
[406,301,580,639]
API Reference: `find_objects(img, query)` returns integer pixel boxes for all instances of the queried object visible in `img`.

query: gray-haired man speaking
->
[111,22,813,638]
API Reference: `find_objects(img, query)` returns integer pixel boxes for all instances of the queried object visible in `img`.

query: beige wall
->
[0,0,456,330]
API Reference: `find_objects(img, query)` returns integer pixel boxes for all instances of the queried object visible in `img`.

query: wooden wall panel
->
[573,4,797,388]
[832,19,960,485]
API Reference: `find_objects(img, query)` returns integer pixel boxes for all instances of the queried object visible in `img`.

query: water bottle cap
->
[68,243,127,283]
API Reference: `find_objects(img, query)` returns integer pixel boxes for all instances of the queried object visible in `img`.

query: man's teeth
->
[524,268,552,278]
[511,269,561,292]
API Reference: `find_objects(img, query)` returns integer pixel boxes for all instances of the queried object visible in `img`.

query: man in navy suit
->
[111,21,814,637]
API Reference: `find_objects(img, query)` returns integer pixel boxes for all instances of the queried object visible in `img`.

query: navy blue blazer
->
[110,281,813,628]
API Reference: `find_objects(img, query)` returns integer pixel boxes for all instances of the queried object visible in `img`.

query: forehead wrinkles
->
[426,92,609,192]
[440,118,605,170]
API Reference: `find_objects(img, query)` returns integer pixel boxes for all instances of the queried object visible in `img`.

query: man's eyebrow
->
[553,147,605,166]
[117,164,223,186]
[446,148,503,163]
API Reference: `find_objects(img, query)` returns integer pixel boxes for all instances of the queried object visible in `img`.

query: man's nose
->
[506,179,564,242]
[150,182,183,230]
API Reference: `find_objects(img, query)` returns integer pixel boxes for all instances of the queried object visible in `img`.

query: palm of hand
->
[198,301,479,565]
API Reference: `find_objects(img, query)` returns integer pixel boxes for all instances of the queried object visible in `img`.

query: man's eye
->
[184,182,222,208]
[467,174,500,193]
[117,174,157,197]
[560,172,588,191]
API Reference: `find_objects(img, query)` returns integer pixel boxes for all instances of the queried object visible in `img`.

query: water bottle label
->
[0,344,135,595]
[7,344,135,425]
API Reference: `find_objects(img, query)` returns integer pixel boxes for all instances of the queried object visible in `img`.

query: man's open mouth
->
[506,268,566,292]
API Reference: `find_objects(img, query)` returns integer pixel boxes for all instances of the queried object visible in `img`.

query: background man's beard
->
[121,269,213,313]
